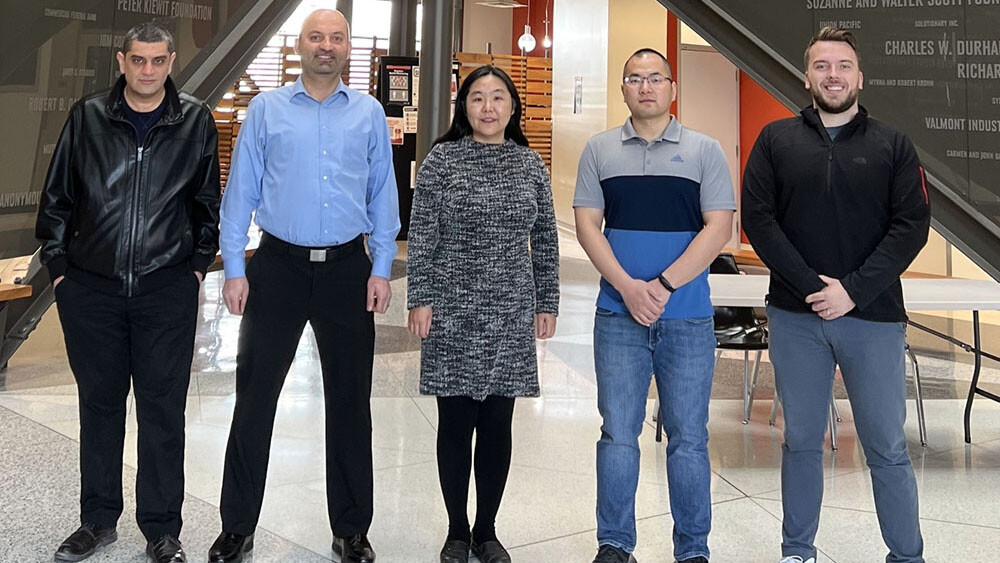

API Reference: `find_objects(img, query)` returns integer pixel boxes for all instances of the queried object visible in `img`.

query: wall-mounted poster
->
[403,106,418,134]
[412,66,419,107]
[386,65,413,105]
[387,116,404,146]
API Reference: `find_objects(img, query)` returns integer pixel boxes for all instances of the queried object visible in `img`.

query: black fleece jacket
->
[741,106,931,322]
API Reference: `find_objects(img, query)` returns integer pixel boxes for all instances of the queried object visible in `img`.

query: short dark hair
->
[122,22,175,54]
[434,65,529,147]
[623,48,673,79]
[804,27,859,69]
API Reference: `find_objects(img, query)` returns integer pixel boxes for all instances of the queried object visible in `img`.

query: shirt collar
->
[621,115,682,143]
[290,76,352,104]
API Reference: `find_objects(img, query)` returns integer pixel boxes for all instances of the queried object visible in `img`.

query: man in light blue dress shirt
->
[208,10,399,563]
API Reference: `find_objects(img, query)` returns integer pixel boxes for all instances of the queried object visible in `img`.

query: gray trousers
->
[767,305,924,563]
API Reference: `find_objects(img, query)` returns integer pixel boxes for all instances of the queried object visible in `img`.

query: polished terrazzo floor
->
[2,231,999,562]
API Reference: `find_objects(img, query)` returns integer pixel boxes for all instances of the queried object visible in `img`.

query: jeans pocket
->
[595,307,616,317]
[683,316,713,325]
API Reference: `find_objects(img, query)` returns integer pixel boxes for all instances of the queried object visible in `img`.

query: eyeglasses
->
[623,74,673,88]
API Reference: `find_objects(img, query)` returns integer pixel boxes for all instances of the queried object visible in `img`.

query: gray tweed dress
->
[406,136,560,400]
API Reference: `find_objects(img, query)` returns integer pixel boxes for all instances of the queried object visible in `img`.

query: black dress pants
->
[219,235,375,537]
[55,272,199,541]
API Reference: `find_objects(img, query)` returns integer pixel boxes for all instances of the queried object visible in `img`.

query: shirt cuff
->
[222,251,246,279]
[371,253,393,279]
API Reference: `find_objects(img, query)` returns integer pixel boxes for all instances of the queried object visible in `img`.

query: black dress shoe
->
[145,534,186,563]
[54,523,118,562]
[440,539,469,563]
[470,540,511,563]
[332,533,375,563]
[208,532,254,563]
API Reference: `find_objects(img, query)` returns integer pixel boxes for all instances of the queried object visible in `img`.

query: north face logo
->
[671,154,685,163]
[853,156,867,165]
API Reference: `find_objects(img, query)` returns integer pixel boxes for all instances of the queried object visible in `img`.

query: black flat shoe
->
[145,534,186,563]
[54,523,118,562]
[440,539,470,563]
[471,540,511,563]
[332,533,375,563]
[208,532,254,563]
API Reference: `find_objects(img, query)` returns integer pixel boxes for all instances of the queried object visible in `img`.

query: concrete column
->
[389,0,419,57]
[453,0,464,53]
[336,0,353,27]
[415,0,455,166]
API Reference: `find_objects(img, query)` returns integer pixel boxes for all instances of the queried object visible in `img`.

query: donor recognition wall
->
[0,0,249,259]
[715,0,1000,230]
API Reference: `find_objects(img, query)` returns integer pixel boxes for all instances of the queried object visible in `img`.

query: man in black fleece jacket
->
[742,27,929,563]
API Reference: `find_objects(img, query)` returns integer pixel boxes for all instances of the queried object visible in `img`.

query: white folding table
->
[709,274,1000,443]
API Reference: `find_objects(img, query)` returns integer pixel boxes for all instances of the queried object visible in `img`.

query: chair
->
[654,254,768,442]
[711,254,769,424]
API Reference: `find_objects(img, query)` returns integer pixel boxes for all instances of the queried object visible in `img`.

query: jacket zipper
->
[110,99,175,296]
[126,144,143,296]
[123,116,169,296]
[826,146,833,193]
[112,110,143,297]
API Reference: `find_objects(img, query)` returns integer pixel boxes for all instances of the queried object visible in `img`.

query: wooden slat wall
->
[213,73,260,190]
[455,52,553,167]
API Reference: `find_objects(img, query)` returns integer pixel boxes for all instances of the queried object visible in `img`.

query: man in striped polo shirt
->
[574,48,736,563]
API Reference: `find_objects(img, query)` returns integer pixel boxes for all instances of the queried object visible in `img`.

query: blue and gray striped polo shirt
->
[573,117,736,319]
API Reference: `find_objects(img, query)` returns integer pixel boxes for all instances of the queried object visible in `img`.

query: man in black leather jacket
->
[35,22,219,563]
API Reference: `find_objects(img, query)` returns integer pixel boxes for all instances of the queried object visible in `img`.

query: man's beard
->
[812,86,858,114]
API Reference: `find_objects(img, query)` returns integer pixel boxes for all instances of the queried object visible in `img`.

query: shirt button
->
[324,229,329,234]
[322,150,327,155]
[323,175,328,180]
[324,203,329,208]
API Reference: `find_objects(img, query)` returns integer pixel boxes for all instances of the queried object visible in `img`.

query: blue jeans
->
[768,305,924,563]
[593,309,716,560]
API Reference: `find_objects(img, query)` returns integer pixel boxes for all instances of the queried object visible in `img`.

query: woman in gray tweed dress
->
[406,65,560,563]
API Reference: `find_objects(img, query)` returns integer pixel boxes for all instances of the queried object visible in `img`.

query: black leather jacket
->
[36,76,220,296]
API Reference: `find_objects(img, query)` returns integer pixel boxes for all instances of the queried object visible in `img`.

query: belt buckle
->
[309,249,326,262]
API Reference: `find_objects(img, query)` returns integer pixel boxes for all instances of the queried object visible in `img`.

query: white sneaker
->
[779,557,815,563]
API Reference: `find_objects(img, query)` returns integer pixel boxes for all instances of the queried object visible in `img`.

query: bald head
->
[300,9,350,40]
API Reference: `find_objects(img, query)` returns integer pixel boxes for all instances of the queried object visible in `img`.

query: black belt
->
[261,232,363,262]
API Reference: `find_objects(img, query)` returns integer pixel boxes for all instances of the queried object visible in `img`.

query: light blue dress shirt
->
[220,78,400,279]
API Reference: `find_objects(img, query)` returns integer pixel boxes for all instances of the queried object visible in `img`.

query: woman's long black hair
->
[433,65,530,147]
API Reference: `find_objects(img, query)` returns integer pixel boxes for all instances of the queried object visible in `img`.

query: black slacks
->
[219,235,375,537]
[55,272,199,541]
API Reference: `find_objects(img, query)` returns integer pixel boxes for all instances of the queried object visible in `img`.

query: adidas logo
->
[670,154,685,163]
